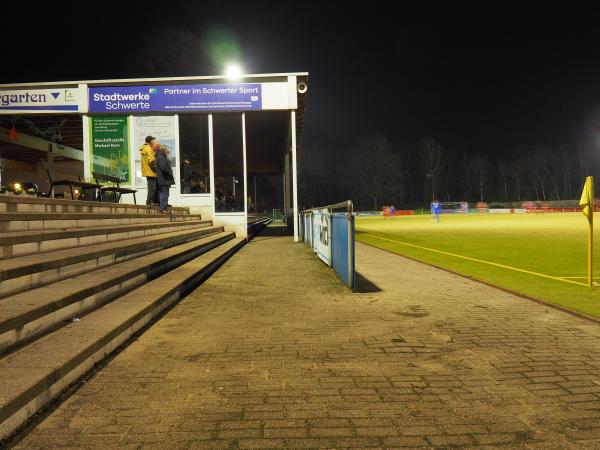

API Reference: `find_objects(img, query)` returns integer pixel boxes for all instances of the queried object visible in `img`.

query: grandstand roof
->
[0,73,308,168]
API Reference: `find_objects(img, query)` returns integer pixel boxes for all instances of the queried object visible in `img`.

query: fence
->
[272,209,285,221]
[358,199,599,216]
[299,200,355,289]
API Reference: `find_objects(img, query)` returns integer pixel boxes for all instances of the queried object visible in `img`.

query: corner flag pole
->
[589,195,594,289]
[590,179,594,288]
[580,176,594,287]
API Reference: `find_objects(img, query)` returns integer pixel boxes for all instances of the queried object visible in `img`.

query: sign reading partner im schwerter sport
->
[89,84,262,113]
[0,88,84,114]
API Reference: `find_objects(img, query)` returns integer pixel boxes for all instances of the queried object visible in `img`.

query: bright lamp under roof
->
[225,64,243,81]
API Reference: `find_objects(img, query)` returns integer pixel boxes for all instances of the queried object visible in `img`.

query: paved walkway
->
[10,232,600,449]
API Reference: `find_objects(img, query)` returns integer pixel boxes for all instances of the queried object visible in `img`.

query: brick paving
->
[10,231,600,449]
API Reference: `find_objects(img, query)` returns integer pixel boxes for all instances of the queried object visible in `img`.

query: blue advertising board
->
[331,213,355,289]
[300,209,355,289]
[89,83,262,113]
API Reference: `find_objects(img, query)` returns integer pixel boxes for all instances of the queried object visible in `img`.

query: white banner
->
[0,87,85,114]
[312,209,332,266]
[132,116,178,187]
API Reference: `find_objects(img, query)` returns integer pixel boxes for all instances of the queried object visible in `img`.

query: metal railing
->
[299,200,355,288]
[301,200,354,215]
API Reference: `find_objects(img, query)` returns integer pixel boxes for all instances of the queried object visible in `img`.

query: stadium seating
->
[0,195,245,439]
[247,215,273,238]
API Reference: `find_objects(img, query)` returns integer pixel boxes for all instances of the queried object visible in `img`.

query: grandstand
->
[0,72,308,240]
[0,71,308,439]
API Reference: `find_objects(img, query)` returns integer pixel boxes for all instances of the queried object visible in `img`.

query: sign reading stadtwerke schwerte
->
[89,84,262,113]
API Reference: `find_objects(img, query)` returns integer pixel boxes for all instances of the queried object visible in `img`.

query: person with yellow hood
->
[140,136,159,205]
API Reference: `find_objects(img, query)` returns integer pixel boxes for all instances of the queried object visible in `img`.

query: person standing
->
[140,136,159,205]
[156,144,175,214]
[431,199,441,222]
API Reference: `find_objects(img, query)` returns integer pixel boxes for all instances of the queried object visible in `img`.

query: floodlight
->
[225,64,243,81]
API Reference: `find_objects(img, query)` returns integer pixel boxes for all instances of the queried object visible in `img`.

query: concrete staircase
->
[247,216,273,238]
[0,196,245,441]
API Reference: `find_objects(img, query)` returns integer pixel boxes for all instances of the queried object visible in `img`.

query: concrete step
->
[0,212,202,232]
[0,236,245,440]
[0,225,225,298]
[247,216,272,225]
[0,195,190,216]
[0,219,213,259]
[248,217,273,238]
[0,231,235,354]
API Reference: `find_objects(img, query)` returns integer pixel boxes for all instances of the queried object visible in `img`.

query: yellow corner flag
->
[580,176,594,287]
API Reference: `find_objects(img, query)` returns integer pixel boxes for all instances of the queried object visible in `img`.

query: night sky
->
[4,2,600,156]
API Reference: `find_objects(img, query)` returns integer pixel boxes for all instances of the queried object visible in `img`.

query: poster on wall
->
[132,116,177,187]
[89,116,130,184]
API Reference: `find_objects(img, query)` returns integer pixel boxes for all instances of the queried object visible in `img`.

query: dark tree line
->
[299,132,600,211]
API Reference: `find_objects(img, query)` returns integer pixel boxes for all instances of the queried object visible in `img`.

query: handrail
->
[301,200,353,215]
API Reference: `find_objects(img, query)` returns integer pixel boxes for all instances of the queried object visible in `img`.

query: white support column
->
[242,113,248,227]
[208,114,215,215]
[172,114,181,206]
[82,114,91,181]
[281,173,285,217]
[291,110,299,242]
[80,84,91,183]
[283,153,289,214]
[128,115,134,187]
[47,151,54,198]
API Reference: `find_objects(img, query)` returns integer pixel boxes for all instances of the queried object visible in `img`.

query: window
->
[213,114,244,212]
[179,114,210,194]
[133,116,177,188]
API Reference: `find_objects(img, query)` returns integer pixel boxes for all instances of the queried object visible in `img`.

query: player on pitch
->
[431,199,441,222]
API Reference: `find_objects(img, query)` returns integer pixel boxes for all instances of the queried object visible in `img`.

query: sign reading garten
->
[89,116,130,184]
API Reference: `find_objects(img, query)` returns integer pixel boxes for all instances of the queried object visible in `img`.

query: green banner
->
[89,116,130,184]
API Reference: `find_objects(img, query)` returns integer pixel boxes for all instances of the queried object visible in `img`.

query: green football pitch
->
[355,213,600,318]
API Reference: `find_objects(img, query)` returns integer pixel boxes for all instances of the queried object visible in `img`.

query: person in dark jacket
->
[156,145,175,214]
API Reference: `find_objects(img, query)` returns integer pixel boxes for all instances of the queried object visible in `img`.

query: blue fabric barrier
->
[331,213,355,288]
[299,210,355,289]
